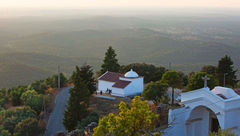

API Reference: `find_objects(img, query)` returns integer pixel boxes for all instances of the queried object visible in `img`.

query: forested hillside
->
[0,13,240,88]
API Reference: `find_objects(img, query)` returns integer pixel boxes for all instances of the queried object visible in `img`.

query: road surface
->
[45,86,72,136]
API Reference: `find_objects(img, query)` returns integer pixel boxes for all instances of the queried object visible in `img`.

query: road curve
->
[45,86,72,136]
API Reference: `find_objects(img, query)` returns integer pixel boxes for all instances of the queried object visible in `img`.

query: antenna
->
[169,62,172,70]
[58,65,60,88]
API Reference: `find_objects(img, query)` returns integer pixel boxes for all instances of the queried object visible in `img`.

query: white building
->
[164,86,240,136]
[97,69,144,97]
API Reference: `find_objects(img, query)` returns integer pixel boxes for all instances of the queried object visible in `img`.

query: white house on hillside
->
[97,69,144,97]
[164,86,240,136]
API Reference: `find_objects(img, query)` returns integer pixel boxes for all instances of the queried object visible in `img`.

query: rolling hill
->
[0,14,240,88]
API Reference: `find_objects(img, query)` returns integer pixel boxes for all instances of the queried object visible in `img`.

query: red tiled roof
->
[98,71,124,82]
[112,80,131,89]
[216,94,227,99]
[234,88,240,95]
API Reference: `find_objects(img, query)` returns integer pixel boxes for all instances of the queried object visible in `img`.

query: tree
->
[142,81,169,105]
[52,73,67,88]
[120,63,166,83]
[186,72,217,91]
[161,70,183,105]
[201,65,217,75]
[28,80,48,94]
[0,106,36,134]
[178,71,188,87]
[100,46,120,74]
[9,86,27,106]
[63,66,90,131]
[208,129,236,136]
[14,118,41,136]
[20,90,45,114]
[0,126,11,136]
[217,55,237,87]
[0,89,7,109]
[77,111,99,132]
[93,96,159,136]
[73,64,96,94]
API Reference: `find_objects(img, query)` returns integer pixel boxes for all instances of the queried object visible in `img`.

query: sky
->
[0,0,240,9]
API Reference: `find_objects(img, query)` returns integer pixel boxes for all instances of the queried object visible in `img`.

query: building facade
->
[164,87,240,136]
[97,69,144,97]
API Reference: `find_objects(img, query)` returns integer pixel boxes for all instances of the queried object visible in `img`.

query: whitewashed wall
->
[119,77,144,96]
[97,80,115,93]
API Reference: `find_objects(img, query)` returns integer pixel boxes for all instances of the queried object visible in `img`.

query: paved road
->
[45,86,72,136]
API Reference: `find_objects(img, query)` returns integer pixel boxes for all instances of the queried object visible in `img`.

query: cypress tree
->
[79,64,96,94]
[100,46,120,74]
[217,55,237,87]
[63,66,90,131]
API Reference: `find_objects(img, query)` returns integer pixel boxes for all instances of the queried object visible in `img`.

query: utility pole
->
[58,65,61,89]
[169,62,172,70]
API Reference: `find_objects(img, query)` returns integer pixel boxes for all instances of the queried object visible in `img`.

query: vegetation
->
[120,63,166,83]
[14,118,41,136]
[208,129,237,136]
[186,72,217,91]
[217,55,237,87]
[142,81,169,105]
[74,64,96,94]
[0,89,7,110]
[21,90,46,114]
[9,86,27,106]
[100,46,120,75]
[0,72,65,136]
[0,126,11,136]
[28,80,48,94]
[93,96,159,136]
[1,15,240,88]
[0,106,36,134]
[201,65,217,76]
[77,111,99,132]
[161,70,183,105]
[63,66,90,131]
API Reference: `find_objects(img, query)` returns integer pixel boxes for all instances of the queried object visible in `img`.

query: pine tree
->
[161,70,183,105]
[79,64,96,94]
[63,66,90,131]
[217,55,237,87]
[100,46,120,74]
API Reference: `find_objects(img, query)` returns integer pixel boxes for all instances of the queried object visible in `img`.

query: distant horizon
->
[1,0,240,9]
[1,7,240,18]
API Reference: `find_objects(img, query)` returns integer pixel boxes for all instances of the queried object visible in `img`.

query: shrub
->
[208,129,236,136]
[21,90,45,114]
[9,86,27,106]
[0,106,36,134]
[28,80,48,94]
[77,111,99,131]
[14,118,42,136]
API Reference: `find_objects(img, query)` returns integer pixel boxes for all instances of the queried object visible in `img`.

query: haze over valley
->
[1,8,240,88]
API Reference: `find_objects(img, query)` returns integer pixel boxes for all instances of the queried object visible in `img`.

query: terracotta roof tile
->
[112,80,131,89]
[234,88,240,95]
[98,71,124,82]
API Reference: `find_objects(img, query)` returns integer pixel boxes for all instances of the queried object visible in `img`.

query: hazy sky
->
[1,0,240,8]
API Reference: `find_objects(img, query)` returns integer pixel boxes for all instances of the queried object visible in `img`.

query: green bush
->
[208,129,236,136]
[77,111,99,131]
[44,73,67,88]
[21,90,45,114]
[0,106,36,134]
[28,80,48,94]
[14,118,42,136]
[0,126,11,136]
[9,86,27,106]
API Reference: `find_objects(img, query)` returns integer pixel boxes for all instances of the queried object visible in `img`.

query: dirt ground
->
[88,94,131,117]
